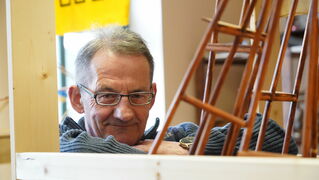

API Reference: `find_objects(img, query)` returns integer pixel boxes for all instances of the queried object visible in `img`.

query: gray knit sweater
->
[59,114,298,155]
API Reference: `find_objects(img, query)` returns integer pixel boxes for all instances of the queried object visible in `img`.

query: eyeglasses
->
[77,84,154,106]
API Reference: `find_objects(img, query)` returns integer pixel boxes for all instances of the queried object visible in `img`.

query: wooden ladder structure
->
[149,0,318,157]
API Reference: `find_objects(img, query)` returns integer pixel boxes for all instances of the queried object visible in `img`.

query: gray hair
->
[75,25,154,85]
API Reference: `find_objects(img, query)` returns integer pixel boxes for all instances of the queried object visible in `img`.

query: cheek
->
[85,99,98,117]
[91,105,113,122]
[85,99,113,124]
[135,106,151,126]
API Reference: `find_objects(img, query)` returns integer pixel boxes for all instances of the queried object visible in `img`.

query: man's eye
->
[99,94,118,99]
[130,94,143,99]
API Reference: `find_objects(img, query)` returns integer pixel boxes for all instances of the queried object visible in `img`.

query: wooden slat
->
[260,91,297,102]
[0,0,9,140]
[217,21,266,41]
[182,95,246,126]
[0,3,11,180]
[206,43,262,53]
[16,153,319,180]
[310,3,318,157]
[7,0,59,153]
[202,17,266,41]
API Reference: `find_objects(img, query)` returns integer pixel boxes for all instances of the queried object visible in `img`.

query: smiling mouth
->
[110,124,134,127]
[104,123,137,127]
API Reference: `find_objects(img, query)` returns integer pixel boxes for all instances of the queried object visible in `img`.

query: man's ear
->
[68,85,84,113]
[150,83,157,107]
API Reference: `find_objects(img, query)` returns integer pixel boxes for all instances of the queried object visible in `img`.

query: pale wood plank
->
[7,0,59,153]
[16,153,319,180]
[0,0,9,135]
[0,2,11,180]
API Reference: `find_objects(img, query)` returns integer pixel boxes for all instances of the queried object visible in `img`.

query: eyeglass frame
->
[77,83,154,106]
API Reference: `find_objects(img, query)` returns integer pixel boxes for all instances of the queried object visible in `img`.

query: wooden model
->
[150,0,318,157]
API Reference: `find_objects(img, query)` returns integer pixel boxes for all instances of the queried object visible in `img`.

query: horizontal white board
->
[16,153,319,180]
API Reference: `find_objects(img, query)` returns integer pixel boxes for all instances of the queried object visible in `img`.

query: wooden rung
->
[217,21,266,41]
[206,43,262,53]
[237,151,298,158]
[181,95,246,126]
[202,17,266,41]
[260,91,297,102]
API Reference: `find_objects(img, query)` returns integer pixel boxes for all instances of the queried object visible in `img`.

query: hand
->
[133,140,188,155]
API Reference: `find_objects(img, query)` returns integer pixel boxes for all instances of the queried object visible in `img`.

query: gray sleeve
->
[164,122,198,141]
[163,122,230,155]
[60,129,146,154]
[163,114,298,155]
[204,114,298,155]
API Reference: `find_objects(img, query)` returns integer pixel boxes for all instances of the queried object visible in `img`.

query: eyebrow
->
[96,85,151,94]
[130,89,151,93]
[95,86,118,93]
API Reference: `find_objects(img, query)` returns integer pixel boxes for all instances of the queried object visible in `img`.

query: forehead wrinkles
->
[89,59,151,92]
[96,50,151,79]
[94,75,150,93]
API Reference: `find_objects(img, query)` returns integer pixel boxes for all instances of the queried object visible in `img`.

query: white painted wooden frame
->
[16,153,319,180]
[4,1,319,180]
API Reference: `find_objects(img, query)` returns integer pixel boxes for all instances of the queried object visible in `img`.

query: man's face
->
[80,50,156,146]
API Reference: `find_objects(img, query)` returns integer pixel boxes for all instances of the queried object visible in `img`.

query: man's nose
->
[113,97,134,121]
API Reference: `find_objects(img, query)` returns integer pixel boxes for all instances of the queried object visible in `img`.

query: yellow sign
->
[55,0,130,35]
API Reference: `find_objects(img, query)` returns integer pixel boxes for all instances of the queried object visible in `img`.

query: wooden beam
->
[0,0,10,168]
[16,153,319,180]
[0,0,9,139]
[206,43,263,53]
[260,91,298,102]
[182,95,246,126]
[6,0,59,153]
[1,1,11,179]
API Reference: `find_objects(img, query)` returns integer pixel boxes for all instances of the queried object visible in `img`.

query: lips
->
[108,124,136,127]
[103,121,138,127]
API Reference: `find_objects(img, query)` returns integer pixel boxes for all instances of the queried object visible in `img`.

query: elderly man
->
[60,26,298,155]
